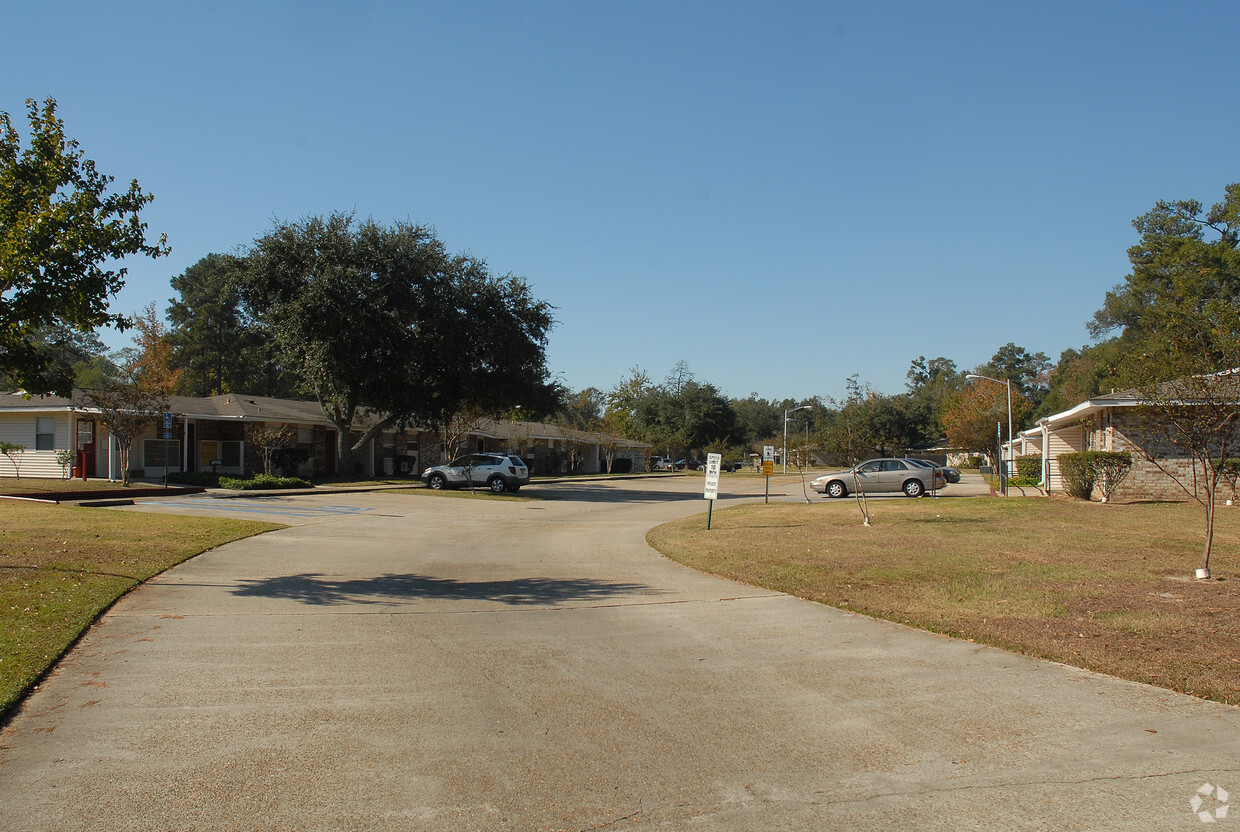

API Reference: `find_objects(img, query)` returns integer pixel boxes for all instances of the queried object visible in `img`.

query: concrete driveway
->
[1,478,1236,830]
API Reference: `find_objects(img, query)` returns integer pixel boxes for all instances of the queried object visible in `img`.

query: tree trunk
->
[1201,496,1215,577]
[336,428,352,478]
[1199,468,1217,577]
[119,441,132,487]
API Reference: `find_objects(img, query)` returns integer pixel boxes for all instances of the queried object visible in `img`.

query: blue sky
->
[5,1,1238,402]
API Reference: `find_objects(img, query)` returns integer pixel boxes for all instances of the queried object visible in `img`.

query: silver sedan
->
[811,458,946,498]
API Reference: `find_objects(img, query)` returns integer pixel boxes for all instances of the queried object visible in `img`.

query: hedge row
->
[167,472,312,490]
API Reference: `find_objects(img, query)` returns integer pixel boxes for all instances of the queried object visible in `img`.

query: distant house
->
[1007,385,1239,502]
[0,390,648,480]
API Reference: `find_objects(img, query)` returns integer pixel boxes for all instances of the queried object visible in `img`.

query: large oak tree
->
[241,213,558,474]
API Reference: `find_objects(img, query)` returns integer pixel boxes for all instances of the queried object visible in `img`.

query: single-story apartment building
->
[0,390,649,481]
[1005,385,1238,502]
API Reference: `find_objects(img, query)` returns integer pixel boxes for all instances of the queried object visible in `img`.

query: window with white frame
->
[35,417,55,451]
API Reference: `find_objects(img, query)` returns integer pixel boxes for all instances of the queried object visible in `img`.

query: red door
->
[76,420,96,478]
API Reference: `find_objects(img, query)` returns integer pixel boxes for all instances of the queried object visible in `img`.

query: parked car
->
[421,453,529,493]
[675,459,705,471]
[811,458,946,498]
[651,456,675,471]
[721,459,748,472]
[904,457,962,484]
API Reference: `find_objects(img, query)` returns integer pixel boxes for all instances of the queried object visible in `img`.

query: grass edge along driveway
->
[647,497,1240,706]
[1,501,282,718]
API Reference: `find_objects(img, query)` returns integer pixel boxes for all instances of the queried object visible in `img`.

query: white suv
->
[421,453,530,493]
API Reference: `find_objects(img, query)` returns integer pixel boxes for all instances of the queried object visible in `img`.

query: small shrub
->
[1220,458,1240,502]
[1094,451,1134,502]
[55,449,75,479]
[0,441,26,478]
[1058,451,1133,501]
[219,474,312,490]
[1008,475,1042,488]
[1058,452,1097,500]
[1015,455,1042,479]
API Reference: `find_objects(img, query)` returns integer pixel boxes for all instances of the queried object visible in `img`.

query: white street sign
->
[703,453,722,500]
[763,445,775,462]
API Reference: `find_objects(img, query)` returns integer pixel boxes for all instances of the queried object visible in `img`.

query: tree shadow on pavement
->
[533,482,701,503]
[230,572,661,606]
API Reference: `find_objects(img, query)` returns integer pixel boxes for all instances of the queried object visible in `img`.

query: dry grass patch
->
[1,501,282,716]
[648,498,1240,705]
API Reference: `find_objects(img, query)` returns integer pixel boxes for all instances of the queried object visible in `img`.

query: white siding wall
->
[0,413,74,478]
[1045,423,1086,493]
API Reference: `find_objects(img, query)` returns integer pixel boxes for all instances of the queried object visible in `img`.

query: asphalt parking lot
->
[2,476,1235,830]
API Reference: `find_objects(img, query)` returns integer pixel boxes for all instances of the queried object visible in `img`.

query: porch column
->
[1039,418,1050,493]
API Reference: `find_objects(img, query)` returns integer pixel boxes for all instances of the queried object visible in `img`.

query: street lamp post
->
[965,373,1012,496]
[783,404,811,473]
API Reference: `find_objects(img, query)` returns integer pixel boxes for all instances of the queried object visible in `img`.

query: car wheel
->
[427,473,447,490]
[903,479,925,498]
[488,476,508,493]
[826,480,847,498]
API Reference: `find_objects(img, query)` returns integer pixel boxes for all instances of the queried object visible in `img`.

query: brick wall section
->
[1092,411,1237,503]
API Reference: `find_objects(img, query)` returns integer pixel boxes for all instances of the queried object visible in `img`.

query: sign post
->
[703,452,722,529]
[163,411,173,489]
[762,445,775,503]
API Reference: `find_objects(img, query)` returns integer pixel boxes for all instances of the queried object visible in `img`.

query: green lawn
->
[1,501,282,716]
[648,497,1240,705]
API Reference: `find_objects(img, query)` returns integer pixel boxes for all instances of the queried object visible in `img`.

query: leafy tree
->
[906,355,959,391]
[554,388,607,473]
[1091,183,1240,368]
[556,387,605,432]
[440,408,488,463]
[167,253,293,397]
[0,97,168,395]
[128,303,182,395]
[1037,342,1124,418]
[977,343,1051,413]
[0,321,117,391]
[603,365,739,463]
[1090,183,1240,577]
[631,365,739,461]
[241,213,558,474]
[78,381,165,487]
[816,376,919,463]
[731,394,784,449]
[904,355,962,445]
[244,422,296,476]
[941,382,1032,466]
[0,441,25,478]
[604,367,655,443]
